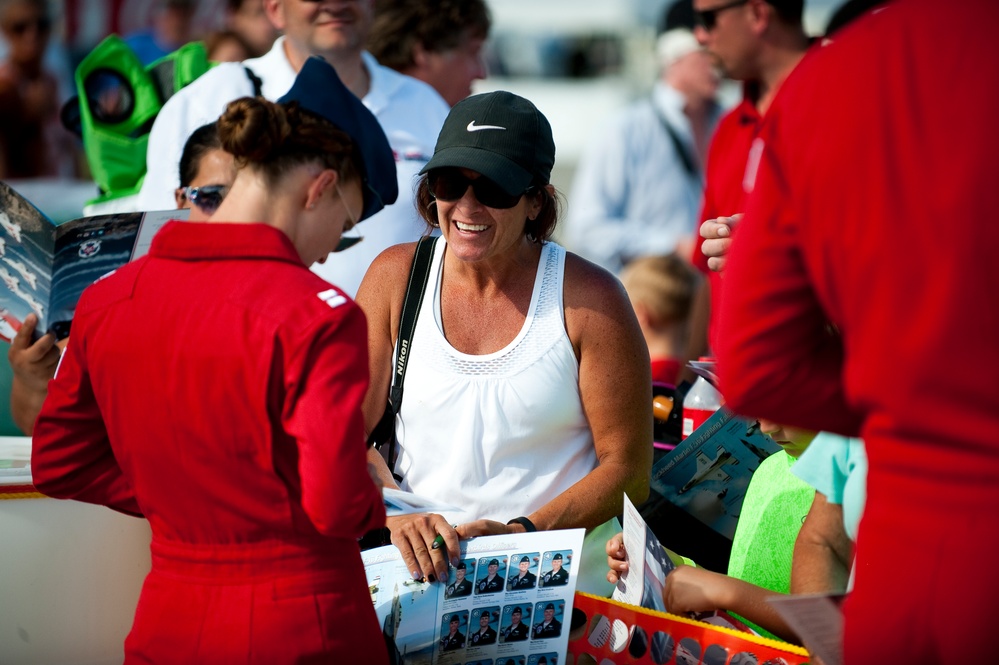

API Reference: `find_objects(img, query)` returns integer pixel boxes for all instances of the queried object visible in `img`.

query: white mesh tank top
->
[395,239,596,524]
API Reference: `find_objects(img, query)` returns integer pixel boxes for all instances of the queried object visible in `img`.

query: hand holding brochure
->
[0,181,181,339]
[614,493,754,634]
[364,529,584,664]
[612,493,675,614]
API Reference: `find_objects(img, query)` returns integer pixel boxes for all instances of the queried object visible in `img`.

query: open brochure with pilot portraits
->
[0,180,181,340]
[363,529,585,665]
[650,408,783,541]
[613,493,753,634]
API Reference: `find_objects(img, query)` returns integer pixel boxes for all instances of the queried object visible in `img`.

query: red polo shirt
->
[692,94,763,350]
[717,2,999,662]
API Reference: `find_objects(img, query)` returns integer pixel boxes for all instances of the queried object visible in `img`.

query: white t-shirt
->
[137,37,449,295]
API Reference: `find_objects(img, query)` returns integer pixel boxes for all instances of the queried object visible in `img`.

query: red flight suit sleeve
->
[32,334,142,516]
[282,302,385,539]
[716,118,863,437]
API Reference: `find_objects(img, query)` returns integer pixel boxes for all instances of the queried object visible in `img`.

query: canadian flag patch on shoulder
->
[317,288,348,309]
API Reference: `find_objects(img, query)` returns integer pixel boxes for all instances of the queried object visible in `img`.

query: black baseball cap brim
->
[421,146,533,198]
[420,91,554,198]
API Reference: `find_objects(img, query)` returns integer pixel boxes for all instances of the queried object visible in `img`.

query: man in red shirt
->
[718,2,999,662]
[683,0,809,367]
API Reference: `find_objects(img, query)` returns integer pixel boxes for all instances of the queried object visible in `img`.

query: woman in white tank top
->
[356,91,652,594]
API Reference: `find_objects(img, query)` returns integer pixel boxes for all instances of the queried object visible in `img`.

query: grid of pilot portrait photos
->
[436,548,574,664]
[364,530,584,665]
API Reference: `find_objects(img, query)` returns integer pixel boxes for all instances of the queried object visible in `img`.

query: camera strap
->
[367,235,438,477]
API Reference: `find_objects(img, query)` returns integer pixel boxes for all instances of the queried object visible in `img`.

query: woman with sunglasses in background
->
[29,58,396,663]
[7,121,239,435]
[173,121,237,216]
[356,91,652,594]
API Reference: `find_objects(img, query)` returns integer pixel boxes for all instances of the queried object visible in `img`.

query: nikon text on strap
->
[367,236,438,479]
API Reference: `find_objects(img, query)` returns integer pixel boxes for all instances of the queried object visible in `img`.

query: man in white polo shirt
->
[137,0,449,295]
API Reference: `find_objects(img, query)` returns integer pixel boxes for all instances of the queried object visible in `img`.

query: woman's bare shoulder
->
[562,250,630,312]
[356,241,422,303]
[369,241,422,274]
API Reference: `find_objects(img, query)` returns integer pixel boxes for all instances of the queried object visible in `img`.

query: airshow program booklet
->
[364,529,585,665]
[650,408,783,541]
[613,493,754,634]
[0,180,182,340]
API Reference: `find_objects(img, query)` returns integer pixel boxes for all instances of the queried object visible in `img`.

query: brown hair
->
[414,175,562,244]
[620,254,700,326]
[368,0,491,73]
[217,97,361,186]
[204,29,252,61]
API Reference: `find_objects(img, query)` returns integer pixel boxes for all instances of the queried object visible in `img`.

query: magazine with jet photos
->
[650,408,783,541]
[363,529,584,665]
[0,180,181,340]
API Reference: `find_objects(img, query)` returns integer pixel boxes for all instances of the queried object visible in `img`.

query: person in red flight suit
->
[717,2,999,663]
[31,57,398,665]
[680,0,809,375]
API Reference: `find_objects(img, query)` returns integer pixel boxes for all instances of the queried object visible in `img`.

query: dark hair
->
[660,0,694,33]
[178,122,223,188]
[368,0,491,72]
[766,0,804,24]
[414,174,562,244]
[217,97,361,187]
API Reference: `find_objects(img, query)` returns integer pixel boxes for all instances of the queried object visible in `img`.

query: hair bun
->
[217,97,292,163]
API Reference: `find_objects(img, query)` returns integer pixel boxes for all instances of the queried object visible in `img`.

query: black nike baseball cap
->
[420,91,555,197]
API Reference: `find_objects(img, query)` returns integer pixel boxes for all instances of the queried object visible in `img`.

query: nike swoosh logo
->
[467,121,506,132]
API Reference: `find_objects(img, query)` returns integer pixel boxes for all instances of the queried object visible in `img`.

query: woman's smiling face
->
[435,168,541,264]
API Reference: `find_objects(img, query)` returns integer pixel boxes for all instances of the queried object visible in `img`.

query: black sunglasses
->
[428,168,532,210]
[695,0,749,30]
[183,184,228,214]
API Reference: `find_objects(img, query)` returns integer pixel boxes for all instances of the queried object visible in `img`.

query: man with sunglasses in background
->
[680,0,809,376]
[566,0,721,276]
[136,0,449,297]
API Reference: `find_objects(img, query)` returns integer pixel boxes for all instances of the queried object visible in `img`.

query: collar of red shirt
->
[150,220,304,265]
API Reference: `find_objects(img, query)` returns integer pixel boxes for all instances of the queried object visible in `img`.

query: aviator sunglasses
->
[428,168,533,209]
[695,0,749,30]
[182,184,228,215]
